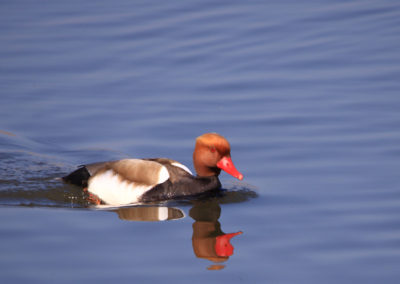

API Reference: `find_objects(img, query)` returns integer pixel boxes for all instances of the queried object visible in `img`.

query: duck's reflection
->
[115,206,185,221]
[189,200,242,270]
[111,199,242,270]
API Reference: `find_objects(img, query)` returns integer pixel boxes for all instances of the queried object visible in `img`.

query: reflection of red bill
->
[215,231,243,257]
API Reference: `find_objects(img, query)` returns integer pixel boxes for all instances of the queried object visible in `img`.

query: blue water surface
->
[1,0,400,283]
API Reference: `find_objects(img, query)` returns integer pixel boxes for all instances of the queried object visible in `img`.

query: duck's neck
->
[194,165,221,177]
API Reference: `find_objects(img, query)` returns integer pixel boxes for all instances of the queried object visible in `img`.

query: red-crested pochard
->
[63,133,243,205]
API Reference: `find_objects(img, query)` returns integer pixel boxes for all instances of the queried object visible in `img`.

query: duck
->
[63,133,243,205]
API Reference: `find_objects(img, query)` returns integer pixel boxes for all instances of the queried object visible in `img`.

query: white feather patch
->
[171,162,193,175]
[158,207,169,221]
[88,168,169,205]
[158,165,170,183]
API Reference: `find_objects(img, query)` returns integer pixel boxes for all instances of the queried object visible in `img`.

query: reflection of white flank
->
[158,207,169,221]
[171,162,193,175]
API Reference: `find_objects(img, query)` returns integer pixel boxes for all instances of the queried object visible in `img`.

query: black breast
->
[140,174,221,202]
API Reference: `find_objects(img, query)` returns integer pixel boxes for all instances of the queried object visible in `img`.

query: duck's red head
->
[193,133,243,180]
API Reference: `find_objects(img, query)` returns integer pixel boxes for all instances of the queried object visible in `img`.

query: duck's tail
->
[62,166,91,187]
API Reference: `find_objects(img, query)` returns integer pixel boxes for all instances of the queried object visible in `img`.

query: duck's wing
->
[87,159,170,205]
[144,158,193,182]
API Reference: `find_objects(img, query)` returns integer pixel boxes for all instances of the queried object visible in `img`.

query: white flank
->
[88,168,169,205]
[158,207,169,221]
[171,162,193,175]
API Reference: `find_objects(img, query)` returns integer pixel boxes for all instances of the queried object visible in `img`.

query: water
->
[1,0,400,283]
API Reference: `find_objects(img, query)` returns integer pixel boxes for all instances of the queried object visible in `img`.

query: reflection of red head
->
[215,231,243,257]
